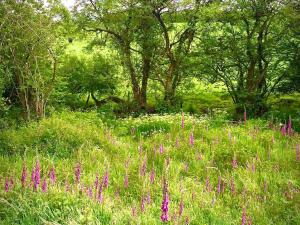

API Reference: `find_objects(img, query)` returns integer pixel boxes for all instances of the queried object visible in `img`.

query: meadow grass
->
[0,111,299,224]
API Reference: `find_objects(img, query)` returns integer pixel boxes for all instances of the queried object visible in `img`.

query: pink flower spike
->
[42,178,47,193]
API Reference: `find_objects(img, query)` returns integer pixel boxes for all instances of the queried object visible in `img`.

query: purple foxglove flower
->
[98,182,103,203]
[181,112,184,129]
[49,166,56,185]
[232,157,238,169]
[103,168,109,188]
[244,109,247,123]
[159,144,164,154]
[140,156,147,176]
[21,164,27,188]
[42,178,47,193]
[230,177,235,194]
[74,163,81,184]
[178,199,184,217]
[281,124,287,136]
[87,186,93,198]
[94,175,99,190]
[161,180,169,222]
[217,175,221,194]
[131,205,137,217]
[146,191,151,204]
[150,167,155,184]
[124,173,129,188]
[4,178,9,192]
[33,160,41,192]
[141,196,145,212]
[189,133,194,146]
[241,207,247,225]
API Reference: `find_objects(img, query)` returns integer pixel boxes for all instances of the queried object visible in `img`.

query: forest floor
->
[0,112,299,224]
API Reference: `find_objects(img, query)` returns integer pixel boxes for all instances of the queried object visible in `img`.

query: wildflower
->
[241,207,247,225]
[217,175,221,194]
[103,168,109,188]
[160,179,169,222]
[141,196,145,212]
[42,178,47,193]
[49,166,56,185]
[232,156,238,169]
[140,156,147,177]
[159,144,164,154]
[189,132,194,146]
[146,191,151,204]
[98,182,103,203]
[74,163,81,184]
[21,164,27,188]
[33,160,41,192]
[178,198,184,217]
[124,172,129,188]
[281,124,287,136]
[87,186,93,198]
[4,178,9,192]
[131,205,137,217]
[150,166,155,184]
[94,175,99,190]
[244,108,247,123]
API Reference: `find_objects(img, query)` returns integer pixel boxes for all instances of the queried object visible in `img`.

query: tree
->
[59,52,118,107]
[75,0,159,109]
[197,0,298,117]
[0,0,65,120]
[149,0,200,105]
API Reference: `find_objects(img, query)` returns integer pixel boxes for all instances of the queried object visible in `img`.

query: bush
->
[0,111,103,157]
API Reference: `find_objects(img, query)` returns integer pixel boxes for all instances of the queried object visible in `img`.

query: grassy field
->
[0,111,299,224]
